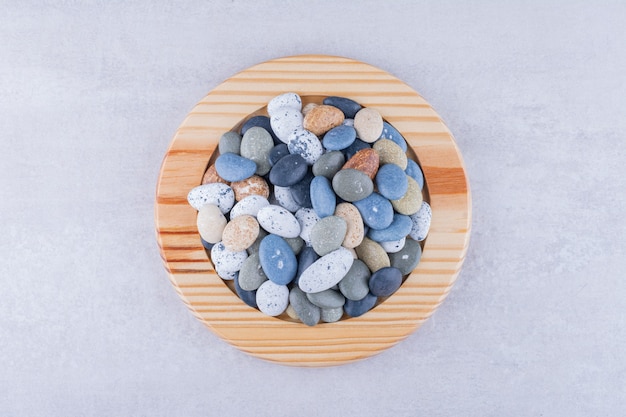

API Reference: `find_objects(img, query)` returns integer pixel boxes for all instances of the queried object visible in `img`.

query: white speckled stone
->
[298,247,354,293]
[256,280,289,316]
[273,186,302,212]
[187,183,235,213]
[270,107,303,143]
[229,195,270,219]
[215,265,238,281]
[295,207,320,246]
[256,205,301,238]
[267,92,302,116]
[409,201,432,241]
[210,241,248,273]
[287,128,324,165]
[380,237,406,253]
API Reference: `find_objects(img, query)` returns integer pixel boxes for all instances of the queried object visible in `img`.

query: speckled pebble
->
[211,241,248,274]
[353,192,394,230]
[380,237,406,253]
[287,128,324,165]
[187,182,235,213]
[338,259,371,301]
[256,280,289,316]
[312,151,345,180]
[218,131,242,155]
[215,266,238,281]
[389,238,422,275]
[222,215,260,252]
[196,204,227,244]
[270,107,304,143]
[321,306,344,323]
[369,267,403,297]
[230,175,270,201]
[367,213,412,243]
[303,104,345,136]
[373,139,408,170]
[409,201,432,241]
[391,176,423,216]
[214,153,257,182]
[344,293,378,317]
[289,287,321,326]
[331,168,374,202]
[267,92,302,116]
[405,159,425,189]
[376,163,408,200]
[310,176,336,218]
[258,234,297,285]
[298,247,354,293]
[269,153,308,187]
[323,96,362,119]
[238,252,268,291]
[355,237,390,272]
[229,195,270,219]
[310,215,347,256]
[240,126,274,176]
[273,186,302,213]
[294,207,320,245]
[306,289,345,309]
[379,121,408,152]
[334,203,364,249]
[257,205,301,238]
[353,107,384,143]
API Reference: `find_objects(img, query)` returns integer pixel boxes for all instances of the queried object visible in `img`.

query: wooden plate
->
[155,55,471,367]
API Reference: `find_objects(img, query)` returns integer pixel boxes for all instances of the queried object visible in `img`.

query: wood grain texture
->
[155,55,471,367]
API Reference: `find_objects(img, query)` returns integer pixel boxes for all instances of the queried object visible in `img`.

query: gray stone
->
[306,289,345,309]
[310,215,347,256]
[331,168,373,202]
[312,150,345,179]
[238,252,267,291]
[240,126,274,176]
[389,238,422,275]
[338,259,371,301]
[218,131,241,155]
[289,287,321,326]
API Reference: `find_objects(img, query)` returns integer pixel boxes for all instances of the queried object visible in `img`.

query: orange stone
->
[342,148,380,179]
[201,164,229,185]
[303,105,344,136]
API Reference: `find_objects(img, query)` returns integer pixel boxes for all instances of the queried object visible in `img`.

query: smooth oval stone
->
[215,266,238,281]
[218,131,242,155]
[196,204,226,244]
[355,237,390,272]
[269,153,308,187]
[267,92,302,115]
[312,151,345,180]
[323,96,362,119]
[306,289,345,309]
[289,171,314,208]
[391,176,423,215]
[342,148,380,179]
[187,183,235,213]
[234,274,257,309]
[321,306,344,323]
[344,138,371,160]
[268,143,290,166]
[230,175,270,201]
[310,216,347,256]
[369,267,403,297]
[344,293,378,317]
[376,163,408,200]
[379,121,408,152]
[373,139,408,170]
[409,201,432,241]
[368,213,412,242]
[270,107,303,143]
[200,237,214,251]
[353,192,394,230]
[222,215,259,252]
[241,115,280,145]
[322,125,356,151]
[257,205,301,238]
[333,202,364,248]
[338,259,371,301]
[240,126,274,176]
[354,108,383,143]
[294,207,320,245]
[289,287,321,326]
[273,186,301,212]
[405,159,424,189]
[214,153,257,182]
[332,169,373,202]
[298,247,354,293]
[310,176,336,218]
[389,238,422,275]
[247,228,268,255]
[284,236,304,255]
[258,234,297,285]
[238,252,268,291]
[211,241,248,273]
[287,128,324,165]
[380,237,406,253]
[296,246,319,283]
[256,280,289,316]
[303,104,345,136]
[230,195,270,219]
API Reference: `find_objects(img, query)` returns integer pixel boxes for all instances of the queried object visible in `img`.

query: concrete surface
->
[1,1,625,416]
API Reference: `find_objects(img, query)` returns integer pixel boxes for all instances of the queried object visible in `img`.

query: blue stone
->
[344,139,371,160]
[405,159,424,189]
[290,170,314,208]
[310,176,336,218]
[200,237,214,250]
[322,125,357,151]
[368,267,403,297]
[375,163,409,200]
[269,153,308,186]
[344,292,378,317]
[353,192,394,230]
[296,246,319,284]
[367,213,412,242]
[234,273,257,309]
[323,96,362,119]
[214,153,257,182]
[241,115,280,145]
[379,121,408,152]
[269,143,289,166]
[258,234,297,285]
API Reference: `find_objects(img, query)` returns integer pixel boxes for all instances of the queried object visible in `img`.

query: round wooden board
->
[155,55,471,367]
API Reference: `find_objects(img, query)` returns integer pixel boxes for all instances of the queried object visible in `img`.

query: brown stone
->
[341,148,380,179]
[201,164,229,185]
[354,237,390,272]
[303,105,344,136]
[222,215,260,252]
[334,203,365,249]
[230,175,270,201]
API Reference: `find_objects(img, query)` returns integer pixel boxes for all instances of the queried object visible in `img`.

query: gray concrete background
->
[1,1,625,416]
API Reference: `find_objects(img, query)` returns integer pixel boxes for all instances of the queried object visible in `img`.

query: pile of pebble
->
[187,93,432,326]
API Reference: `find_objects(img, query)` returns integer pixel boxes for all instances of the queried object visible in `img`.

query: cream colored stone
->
[391,176,422,215]
[353,107,383,143]
[196,204,227,244]
[222,215,260,252]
